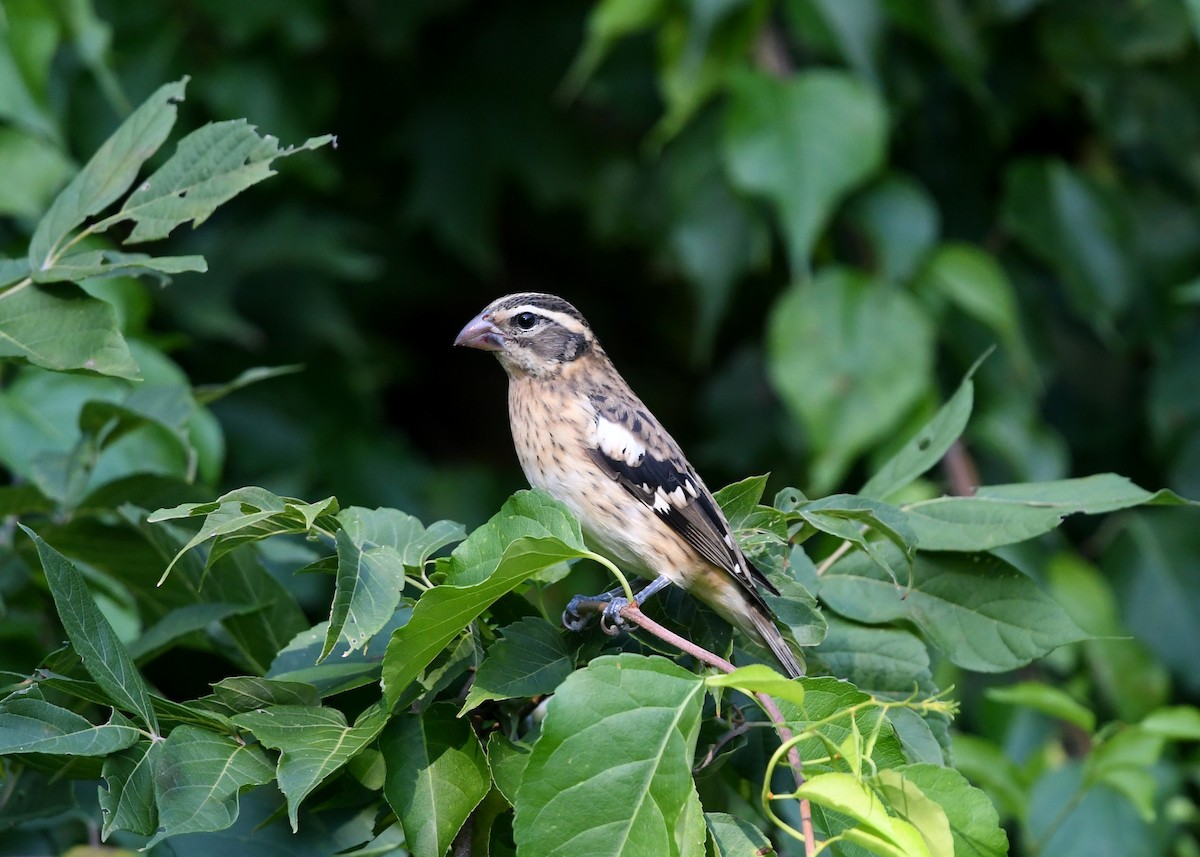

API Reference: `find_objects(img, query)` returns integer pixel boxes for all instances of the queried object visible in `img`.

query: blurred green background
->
[2,0,1200,851]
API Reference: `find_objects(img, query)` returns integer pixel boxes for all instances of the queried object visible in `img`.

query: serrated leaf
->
[884,764,1008,857]
[210,677,322,713]
[35,249,207,284]
[767,268,934,492]
[382,536,591,707]
[794,494,917,583]
[872,768,953,857]
[382,704,490,857]
[776,677,907,772]
[859,358,979,501]
[975,473,1194,512]
[820,549,1088,672]
[29,79,186,272]
[442,489,586,586]
[149,487,338,583]
[705,812,774,856]
[113,121,334,243]
[512,654,707,857]
[148,725,274,845]
[100,740,162,838]
[0,696,139,755]
[487,732,532,806]
[338,505,465,567]
[322,529,409,661]
[461,617,573,713]
[22,526,159,733]
[233,700,389,831]
[724,68,886,272]
[794,772,931,857]
[0,282,139,378]
[902,496,1067,551]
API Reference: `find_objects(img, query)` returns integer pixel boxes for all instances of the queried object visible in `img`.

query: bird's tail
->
[747,608,804,679]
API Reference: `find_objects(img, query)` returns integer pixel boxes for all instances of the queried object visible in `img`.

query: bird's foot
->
[562,591,616,632]
[599,597,632,636]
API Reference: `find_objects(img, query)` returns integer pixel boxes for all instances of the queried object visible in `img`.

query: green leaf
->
[382,535,590,707]
[22,525,159,733]
[192,364,304,405]
[845,173,940,283]
[442,489,586,586]
[705,663,806,708]
[902,496,1066,550]
[461,617,574,712]
[322,528,409,661]
[512,654,707,857]
[29,78,186,272]
[35,249,207,284]
[381,703,490,857]
[233,700,389,831]
[0,696,139,755]
[763,569,827,649]
[792,494,917,582]
[1002,159,1135,329]
[1139,706,1200,740]
[561,0,667,96]
[0,282,139,378]
[779,676,907,772]
[210,677,322,713]
[487,732,532,806]
[975,473,1194,512]
[0,127,74,220]
[767,268,934,492]
[810,617,945,764]
[820,549,1088,672]
[794,772,931,857]
[875,765,1008,857]
[127,602,259,663]
[148,724,275,845]
[859,359,978,501]
[100,740,162,838]
[705,812,773,857]
[338,505,465,567]
[1028,762,1156,855]
[148,487,339,583]
[916,243,1033,373]
[108,121,333,244]
[986,682,1096,732]
[950,734,1027,821]
[724,69,887,272]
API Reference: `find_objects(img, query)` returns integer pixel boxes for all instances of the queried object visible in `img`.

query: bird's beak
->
[454,313,505,351]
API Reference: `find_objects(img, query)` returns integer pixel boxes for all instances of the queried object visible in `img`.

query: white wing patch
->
[595,416,646,467]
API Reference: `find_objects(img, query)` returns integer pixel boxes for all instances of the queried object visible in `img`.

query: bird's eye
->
[514,312,538,330]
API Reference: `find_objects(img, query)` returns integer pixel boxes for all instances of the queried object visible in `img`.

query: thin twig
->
[618,604,817,857]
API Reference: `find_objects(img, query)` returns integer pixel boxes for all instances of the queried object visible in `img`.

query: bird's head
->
[455,293,597,378]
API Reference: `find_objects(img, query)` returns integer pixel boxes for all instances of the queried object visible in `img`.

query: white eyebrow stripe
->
[508,305,589,335]
[595,416,646,467]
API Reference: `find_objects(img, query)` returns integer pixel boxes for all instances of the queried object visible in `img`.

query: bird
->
[454,292,802,678]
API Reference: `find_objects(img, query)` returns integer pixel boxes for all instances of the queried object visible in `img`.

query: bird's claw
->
[562,591,635,635]
[562,592,612,632]
[599,597,631,636]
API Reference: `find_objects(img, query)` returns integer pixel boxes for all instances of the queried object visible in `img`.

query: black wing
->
[587,395,779,603]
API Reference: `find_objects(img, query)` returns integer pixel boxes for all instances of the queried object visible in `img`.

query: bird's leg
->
[563,576,673,634]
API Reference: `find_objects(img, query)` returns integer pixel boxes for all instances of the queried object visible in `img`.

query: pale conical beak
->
[454,313,505,351]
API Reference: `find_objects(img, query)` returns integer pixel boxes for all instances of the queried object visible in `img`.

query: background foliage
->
[1,0,1199,855]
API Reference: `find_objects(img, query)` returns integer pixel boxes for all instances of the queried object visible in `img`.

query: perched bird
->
[455,293,802,678]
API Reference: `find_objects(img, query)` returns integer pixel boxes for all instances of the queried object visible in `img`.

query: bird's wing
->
[586,394,779,601]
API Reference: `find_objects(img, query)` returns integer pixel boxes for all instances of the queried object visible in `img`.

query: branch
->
[618,604,817,857]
